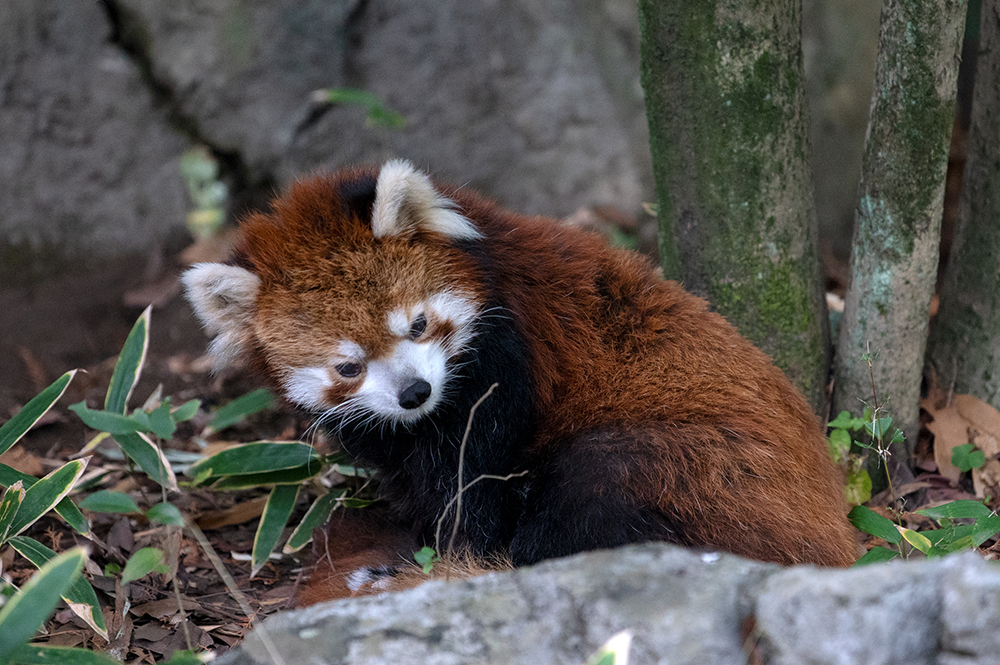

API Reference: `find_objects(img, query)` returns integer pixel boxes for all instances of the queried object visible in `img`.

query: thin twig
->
[445,383,497,575]
[185,518,287,665]
[865,341,903,557]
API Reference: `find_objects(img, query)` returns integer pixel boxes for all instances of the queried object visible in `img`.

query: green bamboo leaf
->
[0,482,25,543]
[78,490,140,514]
[146,402,177,440]
[917,500,993,520]
[0,371,75,456]
[8,536,108,637]
[147,502,185,527]
[847,505,902,544]
[121,547,167,585]
[283,490,343,553]
[205,389,275,433]
[171,399,201,423]
[9,460,87,537]
[187,441,317,479]
[54,498,90,537]
[7,645,120,665]
[105,306,151,414]
[972,515,1000,548]
[0,466,90,536]
[0,547,85,663]
[69,402,145,436]
[852,545,900,566]
[251,484,299,577]
[113,431,178,491]
[211,462,323,489]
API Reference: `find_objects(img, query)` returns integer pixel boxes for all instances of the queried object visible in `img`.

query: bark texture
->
[833,0,967,463]
[639,0,829,412]
[927,2,1000,407]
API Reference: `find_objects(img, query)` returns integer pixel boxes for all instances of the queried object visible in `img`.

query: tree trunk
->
[833,0,966,469]
[927,1,1000,407]
[638,0,829,412]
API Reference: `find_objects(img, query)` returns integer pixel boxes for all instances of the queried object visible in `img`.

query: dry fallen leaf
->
[195,495,268,530]
[921,397,969,483]
[953,393,1000,457]
[973,458,1000,498]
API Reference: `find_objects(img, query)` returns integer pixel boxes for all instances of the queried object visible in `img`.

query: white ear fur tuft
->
[371,160,482,240]
[181,263,261,367]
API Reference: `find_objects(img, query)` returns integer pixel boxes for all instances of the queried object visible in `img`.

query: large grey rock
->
[0,0,188,275]
[756,557,944,665]
[218,545,1000,665]
[221,545,772,665]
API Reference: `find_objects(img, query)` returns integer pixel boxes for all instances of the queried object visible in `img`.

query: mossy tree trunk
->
[927,2,1000,407]
[638,0,829,413]
[833,0,966,469]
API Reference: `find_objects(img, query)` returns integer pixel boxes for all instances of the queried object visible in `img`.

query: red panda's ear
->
[372,160,482,241]
[182,263,260,367]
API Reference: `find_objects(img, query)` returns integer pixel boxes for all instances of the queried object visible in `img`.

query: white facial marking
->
[427,290,478,327]
[387,309,410,337]
[284,367,333,410]
[356,339,449,424]
[337,340,366,360]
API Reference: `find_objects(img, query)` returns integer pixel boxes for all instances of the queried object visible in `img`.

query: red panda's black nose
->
[399,379,432,409]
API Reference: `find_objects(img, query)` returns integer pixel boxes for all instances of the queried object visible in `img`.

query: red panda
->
[183,160,857,602]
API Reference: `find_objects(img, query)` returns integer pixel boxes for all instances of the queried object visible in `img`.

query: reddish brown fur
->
[210,165,857,605]
[435,184,857,567]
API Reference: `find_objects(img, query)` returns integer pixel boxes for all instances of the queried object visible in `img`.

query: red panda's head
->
[183,160,486,426]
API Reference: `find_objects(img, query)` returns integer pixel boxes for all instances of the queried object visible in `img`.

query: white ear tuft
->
[182,263,261,367]
[371,159,481,240]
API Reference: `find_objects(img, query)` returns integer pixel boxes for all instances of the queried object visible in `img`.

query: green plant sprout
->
[839,346,1000,565]
[0,308,365,660]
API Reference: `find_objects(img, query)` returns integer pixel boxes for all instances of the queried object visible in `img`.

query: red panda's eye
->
[408,314,427,339]
[336,362,363,378]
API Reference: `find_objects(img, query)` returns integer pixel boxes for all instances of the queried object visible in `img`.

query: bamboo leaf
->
[916,500,993,520]
[9,460,87,537]
[0,371,75,456]
[900,528,933,554]
[0,482,25,543]
[283,490,343,553]
[105,306,151,414]
[187,441,317,479]
[847,505,902,544]
[7,645,120,665]
[852,546,900,566]
[54,498,90,537]
[113,431,178,491]
[171,399,201,424]
[78,490,140,514]
[211,462,322,490]
[0,547,86,662]
[146,502,185,527]
[972,515,1000,548]
[251,484,299,577]
[0,466,90,536]
[7,536,108,638]
[121,547,167,585]
[205,389,275,433]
